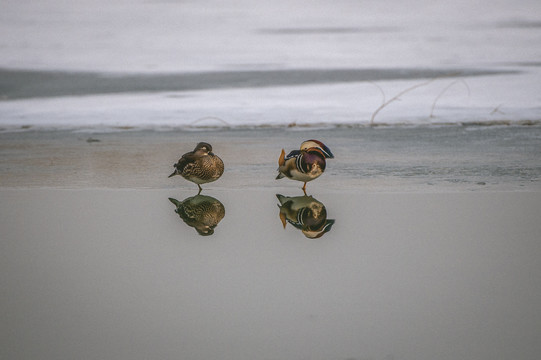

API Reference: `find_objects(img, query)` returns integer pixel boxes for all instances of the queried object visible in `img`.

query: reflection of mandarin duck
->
[276,194,334,239]
[169,195,225,236]
[169,142,224,194]
[276,140,334,193]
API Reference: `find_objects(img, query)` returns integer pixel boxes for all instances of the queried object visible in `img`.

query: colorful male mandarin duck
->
[169,142,224,194]
[276,140,334,192]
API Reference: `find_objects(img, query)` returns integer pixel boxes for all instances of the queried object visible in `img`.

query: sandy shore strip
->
[1,126,539,191]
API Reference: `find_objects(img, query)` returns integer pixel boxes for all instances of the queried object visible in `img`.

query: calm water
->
[1,188,541,360]
[1,126,541,359]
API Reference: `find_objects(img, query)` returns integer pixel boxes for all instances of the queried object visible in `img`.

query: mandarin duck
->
[169,195,225,236]
[276,194,334,239]
[169,142,224,194]
[276,139,334,193]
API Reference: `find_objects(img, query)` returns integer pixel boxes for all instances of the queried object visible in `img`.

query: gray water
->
[1,188,540,360]
[1,125,541,360]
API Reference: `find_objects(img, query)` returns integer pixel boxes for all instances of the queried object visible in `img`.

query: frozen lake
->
[1,0,541,129]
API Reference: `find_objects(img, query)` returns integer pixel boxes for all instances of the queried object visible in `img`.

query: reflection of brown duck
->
[276,194,334,239]
[169,195,225,236]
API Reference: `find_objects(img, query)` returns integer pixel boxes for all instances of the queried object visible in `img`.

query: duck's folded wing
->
[285,149,301,160]
[175,153,198,171]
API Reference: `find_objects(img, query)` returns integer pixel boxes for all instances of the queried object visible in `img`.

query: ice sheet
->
[1,0,540,130]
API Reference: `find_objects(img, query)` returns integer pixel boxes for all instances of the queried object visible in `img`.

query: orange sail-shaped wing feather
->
[278,148,286,166]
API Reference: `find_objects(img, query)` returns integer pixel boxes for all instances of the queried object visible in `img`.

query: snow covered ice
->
[1,0,540,130]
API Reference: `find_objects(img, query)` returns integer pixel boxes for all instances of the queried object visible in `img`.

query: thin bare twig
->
[429,79,470,118]
[368,81,387,106]
[370,78,436,126]
[189,116,230,126]
[490,104,505,115]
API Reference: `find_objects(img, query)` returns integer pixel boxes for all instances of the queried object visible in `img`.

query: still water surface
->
[1,189,540,360]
